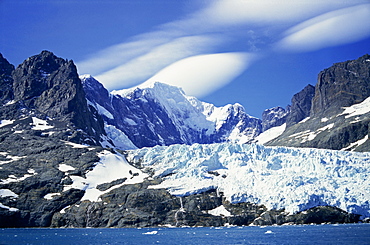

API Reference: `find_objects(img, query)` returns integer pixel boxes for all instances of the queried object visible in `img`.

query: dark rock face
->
[0,123,102,227]
[252,206,360,226]
[262,106,289,131]
[83,77,186,148]
[268,54,370,151]
[285,84,315,127]
[50,181,360,228]
[0,53,14,104]
[311,54,370,117]
[0,51,105,143]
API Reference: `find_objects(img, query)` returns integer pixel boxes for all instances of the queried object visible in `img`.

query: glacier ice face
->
[126,143,370,218]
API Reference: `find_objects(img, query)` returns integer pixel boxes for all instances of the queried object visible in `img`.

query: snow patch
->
[63,150,148,201]
[208,205,232,217]
[124,118,137,126]
[0,152,25,165]
[62,140,91,149]
[4,100,16,106]
[101,124,137,150]
[289,123,334,143]
[58,164,76,172]
[255,124,286,145]
[95,103,114,119]
[0,203,19,212]
[0,120,14,128]
[299,117,310,123]
[31,117,54,130]
[1,169,37,184]
[44,193,61,200]
[0,189,18,198]
[321,117,329,122]
[340,96,370,118]
[341,135,369,151]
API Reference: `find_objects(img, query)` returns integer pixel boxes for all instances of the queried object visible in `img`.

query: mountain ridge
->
[82,76,263,148]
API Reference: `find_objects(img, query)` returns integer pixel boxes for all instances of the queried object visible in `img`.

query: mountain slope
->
[267,54,370,151]
[82,76,262,148]
[0,51,105,144]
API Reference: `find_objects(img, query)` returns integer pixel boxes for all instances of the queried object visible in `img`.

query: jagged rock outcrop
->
[267,54,370,151]
[311,54,370,117]
[261,106,289,131]
[0,125,103,227]
[0,54,14,104]
[285,84,315,127]
[0,51,105,144]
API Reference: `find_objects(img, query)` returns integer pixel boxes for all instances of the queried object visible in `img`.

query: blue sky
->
[1,0,370,117]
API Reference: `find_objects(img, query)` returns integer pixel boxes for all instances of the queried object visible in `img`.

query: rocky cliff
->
[0,51,105,144]
[267,54,370,151]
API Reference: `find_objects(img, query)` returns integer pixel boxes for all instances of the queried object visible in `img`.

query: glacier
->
[125,143,370,218]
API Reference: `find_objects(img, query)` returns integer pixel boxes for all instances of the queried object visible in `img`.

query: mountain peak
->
[1,51,105,144]
[0,53,15,104]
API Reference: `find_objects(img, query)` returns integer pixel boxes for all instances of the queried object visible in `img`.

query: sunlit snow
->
[0,152,25,165]
[44,193,61,200]
[31,117,54,130]
[62,140,91,149]
[58,164,76,172]
[1,169,37,184]
[289,123,334,143]
[0,120,14,128]
[208,205,232,217]
[340,96,370,118]
[341,135,369,151]
[0,203,19,212]
[0,189,18,198]
[100,124,138,150]
[63,150,148,201]
[254,123,286,145]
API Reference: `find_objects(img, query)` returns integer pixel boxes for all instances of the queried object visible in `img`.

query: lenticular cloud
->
[142,52,255,98]
[276,4,370,52]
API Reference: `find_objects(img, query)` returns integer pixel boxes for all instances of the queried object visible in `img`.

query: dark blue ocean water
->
[1,223,369,245]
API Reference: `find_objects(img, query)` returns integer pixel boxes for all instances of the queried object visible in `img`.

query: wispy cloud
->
[95,34,225,90]
[76,0,370,96]
[276,4,370,52]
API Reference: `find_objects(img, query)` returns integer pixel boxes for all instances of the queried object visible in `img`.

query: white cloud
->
[76,34,172,75]
[200,0,363,26]
[141,52,256,98]
[94,34,226,90]
[76,0,370,95]
[276,4,370,52]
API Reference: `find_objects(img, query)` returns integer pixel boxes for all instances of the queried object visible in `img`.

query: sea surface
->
[1,223,369,245]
